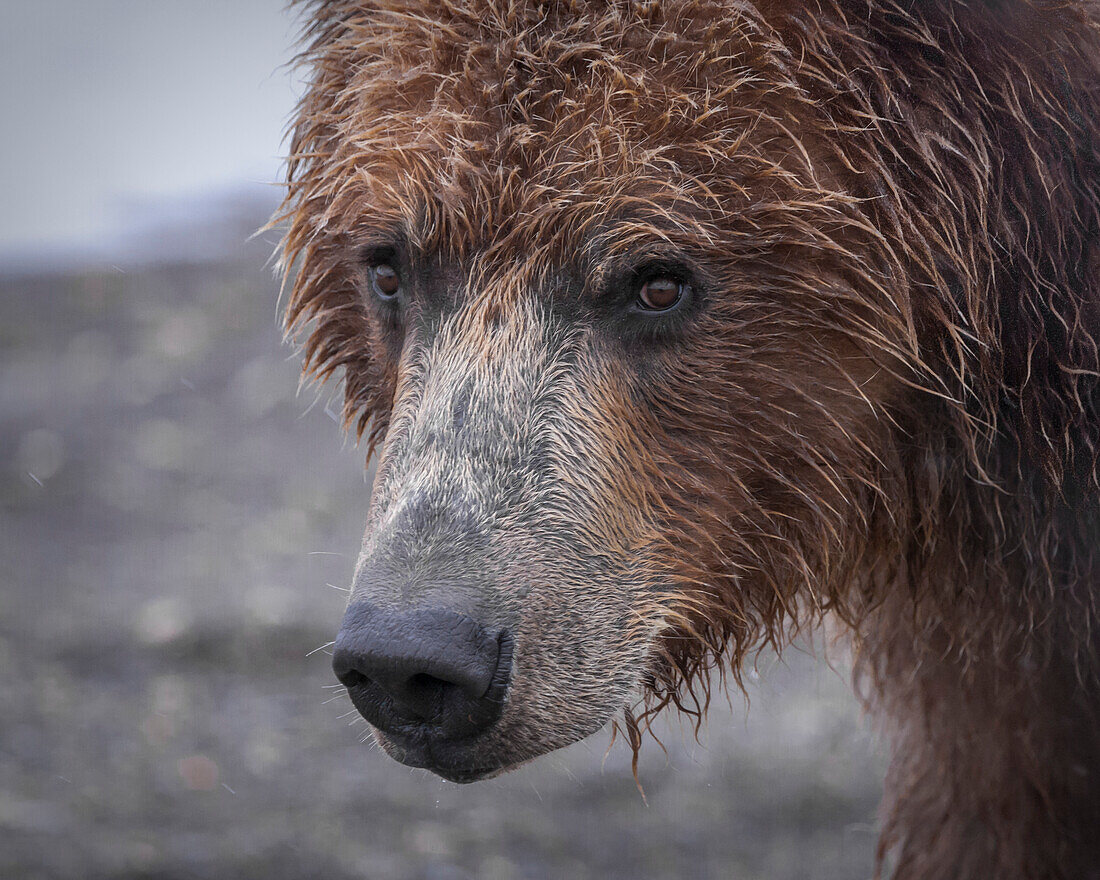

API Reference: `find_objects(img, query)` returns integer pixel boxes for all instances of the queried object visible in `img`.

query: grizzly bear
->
[278,1,1100,877]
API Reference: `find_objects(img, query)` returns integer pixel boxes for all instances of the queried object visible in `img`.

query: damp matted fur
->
[277,2,1100,877]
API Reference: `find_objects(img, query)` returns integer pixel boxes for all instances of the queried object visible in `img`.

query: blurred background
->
[0,3,884,878]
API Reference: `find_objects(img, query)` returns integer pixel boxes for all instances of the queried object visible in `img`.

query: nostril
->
[331,652,371,691]
[335,667,369,690]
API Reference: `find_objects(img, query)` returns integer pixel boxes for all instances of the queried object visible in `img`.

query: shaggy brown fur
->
[278,1,1100,877]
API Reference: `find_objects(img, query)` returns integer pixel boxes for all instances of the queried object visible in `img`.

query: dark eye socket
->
[636,275,687,311]
[368,262,401,300]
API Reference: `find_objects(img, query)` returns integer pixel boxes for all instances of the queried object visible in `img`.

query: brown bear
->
[278,1,1100,877]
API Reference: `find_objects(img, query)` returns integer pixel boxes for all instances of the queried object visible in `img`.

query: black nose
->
[332,602,513,740]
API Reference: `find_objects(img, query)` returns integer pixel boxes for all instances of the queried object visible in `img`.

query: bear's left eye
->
[637,275,687,311]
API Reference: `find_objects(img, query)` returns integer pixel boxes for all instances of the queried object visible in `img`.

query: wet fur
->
[278,1,1100,877]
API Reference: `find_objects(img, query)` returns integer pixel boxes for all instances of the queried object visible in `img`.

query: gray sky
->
[0,1,301,263]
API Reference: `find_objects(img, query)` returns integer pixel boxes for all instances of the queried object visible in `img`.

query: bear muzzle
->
[332,602,514,778]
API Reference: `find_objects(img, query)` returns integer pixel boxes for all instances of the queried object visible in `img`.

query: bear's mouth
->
[375,727,514,784]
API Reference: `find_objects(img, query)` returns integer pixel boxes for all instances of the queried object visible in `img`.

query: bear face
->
[281,3,1100,875]
[283,0,909,780]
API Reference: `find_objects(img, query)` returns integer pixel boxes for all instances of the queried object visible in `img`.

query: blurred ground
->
[0,235,884,880]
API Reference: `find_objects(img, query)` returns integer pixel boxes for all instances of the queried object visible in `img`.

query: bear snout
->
[332,602,514,746]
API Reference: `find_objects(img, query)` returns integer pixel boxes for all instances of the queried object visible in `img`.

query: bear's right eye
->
[368,262,401,300]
